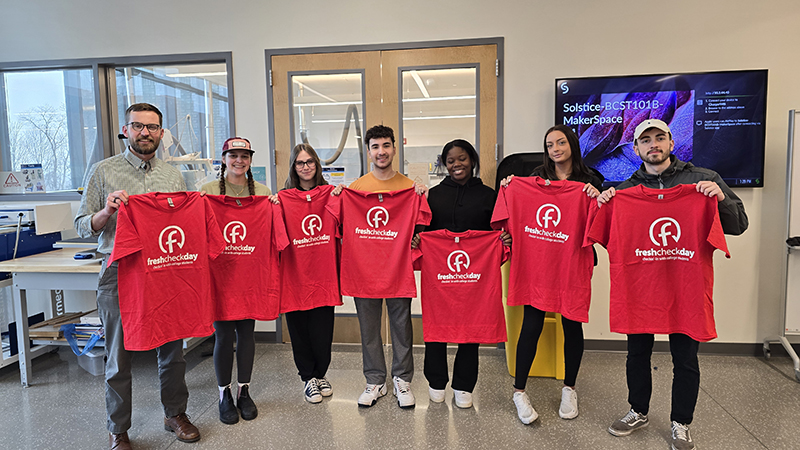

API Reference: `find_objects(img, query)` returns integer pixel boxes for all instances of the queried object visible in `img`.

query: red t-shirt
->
[327,187,431,298]
[278,185,343,313]
[109,192,225,351]
[491,177,595,322]
[413,230,509,343]
[586,184,730,342]
[206,195,289,321]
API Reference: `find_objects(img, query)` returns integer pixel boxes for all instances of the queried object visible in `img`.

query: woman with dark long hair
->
[503,125,602,424]
[277,143,343,404]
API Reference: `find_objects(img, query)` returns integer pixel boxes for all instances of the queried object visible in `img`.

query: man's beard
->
[130,136,160,155]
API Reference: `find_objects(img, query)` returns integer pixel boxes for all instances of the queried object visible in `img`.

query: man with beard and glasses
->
[597,118,747,450]
[75,103,198,450]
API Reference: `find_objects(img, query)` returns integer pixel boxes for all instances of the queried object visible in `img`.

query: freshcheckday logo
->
[223,221,255,255]
[437,250,481,283]
[148,225,198,267]
[525,203,569,243]
[635,217,695,260]
[447,250,470,272]
[294,214,331,248]
[354,205,398,239]
[302,214,322,236]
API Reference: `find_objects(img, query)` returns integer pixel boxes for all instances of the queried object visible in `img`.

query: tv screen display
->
[554,69,767,187]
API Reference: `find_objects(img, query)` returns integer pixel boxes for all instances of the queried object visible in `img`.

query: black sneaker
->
[237,385,258,420]
[219,387,239,425]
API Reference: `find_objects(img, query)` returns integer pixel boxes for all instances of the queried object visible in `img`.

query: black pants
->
[627,333,700,425]
[285,306,335,382]
[213,319,256,386]
[424,342,479,392]
[514,305,584,389]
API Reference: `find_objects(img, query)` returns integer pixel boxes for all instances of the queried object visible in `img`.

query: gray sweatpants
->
[97,259,189,433]
[354,297,414,385]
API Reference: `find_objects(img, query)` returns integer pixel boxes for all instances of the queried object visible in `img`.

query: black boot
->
[219,387,239,424]
[237,385,258,420]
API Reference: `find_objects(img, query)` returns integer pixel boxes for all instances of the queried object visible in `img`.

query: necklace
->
[227,180,246,196]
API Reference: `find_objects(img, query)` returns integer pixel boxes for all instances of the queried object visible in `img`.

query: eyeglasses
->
[126,122,162,133]
[294,159,316,169]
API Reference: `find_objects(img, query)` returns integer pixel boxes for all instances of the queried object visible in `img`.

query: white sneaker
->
[357,383,387,407]
[428,386,445,403]
[512,391,538,424]
[317,377,333,397]
[558,386,578,419]
[304,378,322,404]
[392,376,416,408]
[453,389,473,409]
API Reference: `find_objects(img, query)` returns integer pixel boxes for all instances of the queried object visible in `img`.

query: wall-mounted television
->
[555,69,767,187]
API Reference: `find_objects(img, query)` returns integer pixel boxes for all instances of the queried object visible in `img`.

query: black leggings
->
[213,319,256,386]
[514,305,584,389]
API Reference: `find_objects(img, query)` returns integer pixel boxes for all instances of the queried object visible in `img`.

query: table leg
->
[13,286,31,387]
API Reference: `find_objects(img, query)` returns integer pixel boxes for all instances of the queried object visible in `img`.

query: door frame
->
[265,37,505,193]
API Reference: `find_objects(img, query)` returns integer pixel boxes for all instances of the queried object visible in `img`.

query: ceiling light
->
[410,71,430,98]
[165,72,227,78]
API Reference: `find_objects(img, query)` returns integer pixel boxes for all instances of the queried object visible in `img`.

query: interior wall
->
[2,0,798,344]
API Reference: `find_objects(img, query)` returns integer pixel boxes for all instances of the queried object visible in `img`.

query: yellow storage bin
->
[502,261,565,380]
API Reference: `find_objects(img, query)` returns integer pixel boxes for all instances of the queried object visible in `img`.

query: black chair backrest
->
[495,153,545,191]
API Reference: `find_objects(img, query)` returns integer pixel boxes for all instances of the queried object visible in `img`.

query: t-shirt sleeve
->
[271,203,290,252]
[325,191,344,238]
[706,198,730,258]
[108,202,142,264]
[490,186,510,231]
[586,201,610,248]
[416,193,432,226]
[205,197,226,259]
[583,197,600,248]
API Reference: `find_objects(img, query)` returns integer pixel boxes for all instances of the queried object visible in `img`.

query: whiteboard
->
[783,110,800,334]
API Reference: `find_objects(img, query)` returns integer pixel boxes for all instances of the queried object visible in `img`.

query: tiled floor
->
[0,342,798,449]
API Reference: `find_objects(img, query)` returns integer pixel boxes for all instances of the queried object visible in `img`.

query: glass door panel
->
[400,67,477,187]
[290,73,365,186]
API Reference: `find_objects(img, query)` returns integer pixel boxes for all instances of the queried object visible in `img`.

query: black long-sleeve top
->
[426,176,497,232]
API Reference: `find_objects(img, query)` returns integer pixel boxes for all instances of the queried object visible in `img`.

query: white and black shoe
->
[304,378,322,404]
[392,376,415,408]
[317,377,333,397]
[357,383,387,407]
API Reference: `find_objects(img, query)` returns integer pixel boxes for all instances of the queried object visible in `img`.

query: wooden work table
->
[0,248,101,387]
[0,247,209,387]
[0,247,103,273]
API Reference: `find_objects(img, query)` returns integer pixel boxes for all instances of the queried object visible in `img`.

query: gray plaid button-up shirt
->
[74,148,187,254]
